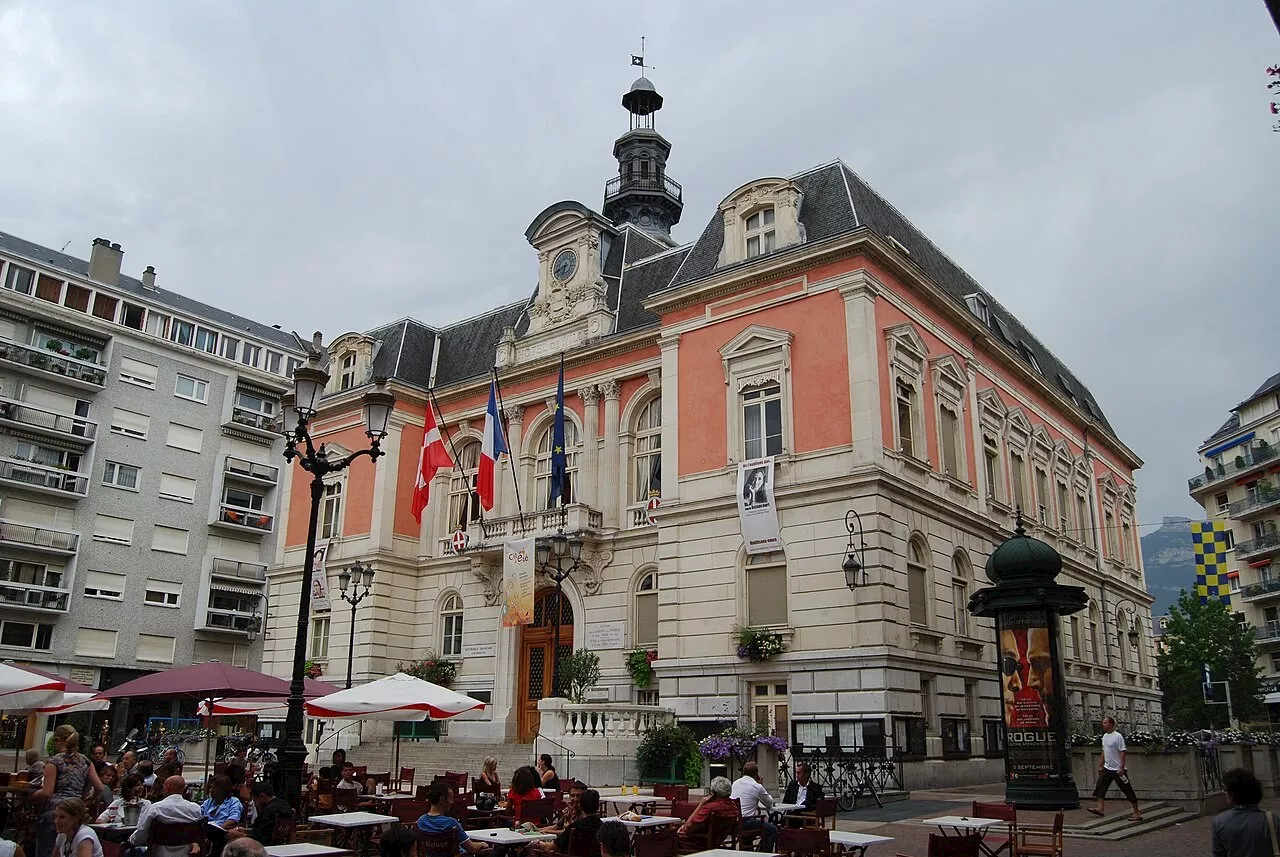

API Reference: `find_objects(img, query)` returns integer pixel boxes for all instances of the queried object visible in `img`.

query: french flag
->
[478,379,507,511]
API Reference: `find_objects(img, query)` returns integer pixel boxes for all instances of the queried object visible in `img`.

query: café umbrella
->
[304,673,485,775]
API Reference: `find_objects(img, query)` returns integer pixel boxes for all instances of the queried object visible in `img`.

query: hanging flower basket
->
[303,660,323,679]
[399,655,458,687]
[699,724,790,762]
[626,649,658,688]
[735,626,786,661]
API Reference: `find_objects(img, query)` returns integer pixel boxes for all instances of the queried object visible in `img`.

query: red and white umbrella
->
[305,673,484,721]
[0,662,65,711]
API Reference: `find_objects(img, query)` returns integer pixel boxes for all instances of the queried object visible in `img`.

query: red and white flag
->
[412,402,453,523]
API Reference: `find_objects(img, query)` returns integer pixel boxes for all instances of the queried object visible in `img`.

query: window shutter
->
[166,423,203,453]
[636,592,658,646]
[83,571,126,598]
[159,473,197,502]
[137,634,175,663]
[151,525,189,555]
[119,358,158,388]
[110,408,150,437]
[93,515,134,544]
[747,563,788,627]
[74,628,118,658]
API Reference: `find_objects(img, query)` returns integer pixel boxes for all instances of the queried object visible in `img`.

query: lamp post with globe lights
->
[337,561,375,689]
[274,354,395,809]
[535,532,583,696]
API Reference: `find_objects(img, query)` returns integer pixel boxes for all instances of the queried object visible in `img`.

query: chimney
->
[88,238,123,286]
[141,266,157,290]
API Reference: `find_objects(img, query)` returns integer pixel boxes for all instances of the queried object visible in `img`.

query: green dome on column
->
[984,511,1063,583]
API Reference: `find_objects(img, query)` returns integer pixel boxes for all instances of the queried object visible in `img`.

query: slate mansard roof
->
[376,160,1113,435]
[1200,369,1280,448]
[0,230,301,351]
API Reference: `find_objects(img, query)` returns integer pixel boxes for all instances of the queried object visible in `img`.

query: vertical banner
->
[998,608,1068,782]
[310,539,332,612]
[737,457,782,555]
[1191,519,1232,605]
[502,537,536,627]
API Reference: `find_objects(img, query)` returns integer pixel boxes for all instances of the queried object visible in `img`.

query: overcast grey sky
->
[1,1,1275,522]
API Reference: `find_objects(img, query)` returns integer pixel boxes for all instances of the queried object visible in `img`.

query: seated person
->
[415,782,488,854]
[23,750,44,785]
[678,776,740,846]
[135,761,157,791]
[536,755,560,792]
[782,763,824,823]
[226,783,293,847]
[535,789,601,853]
[96,774,151,824]
[505,766,542,815]
[130,775,204,857]
[309,768,336,812]
[540,781,586,833]
[201,775,244,830]
[732,763,777,851]
[335,764,364,794]
[597,821,630,857]
[161,749,183,775]
[322,749,347,783]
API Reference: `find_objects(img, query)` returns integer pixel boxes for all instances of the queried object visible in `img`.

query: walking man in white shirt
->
[129,775,204,857]
[1088,717,1143,822]
[731,762,778,851]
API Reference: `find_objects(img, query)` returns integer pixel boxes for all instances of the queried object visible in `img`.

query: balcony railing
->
[1237,532,1280,561]
[1258,622,1280,643]
[214,504,273,534]
[603,174,683,202]
[1241,579,1280,601]
[0,459,88,497]
[210,557,268,582]
[1190,444,1280,493]
[0,520,79,554]
[439,504,604,556]
[224,456,279,484]
[228,407,280,435]
[0,341,107,389]
[0,398,96,443]
[0,581,70,612]
[1229,489,1280,519]
[204,609,259,633]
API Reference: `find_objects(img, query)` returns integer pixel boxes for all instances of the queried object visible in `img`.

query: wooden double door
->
[517,588,575,742]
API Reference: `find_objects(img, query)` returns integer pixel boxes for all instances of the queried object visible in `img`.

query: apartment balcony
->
[1241,579,1280,602]
[224,406,281,439]
[0,580,70,613]
[210,504,274,536]
[0,519,79,556]
[0,397,96,447]
[438,503,604,557]
[210,557,268,583]
[1229,489,1280,520]
[0,459,88,499]
[200,608,261,636]
[0,341,107,392]
[1237,532,1280,561]
[1257,622,1280,646]
[223,456,279,487]
[1189,444,1280,494]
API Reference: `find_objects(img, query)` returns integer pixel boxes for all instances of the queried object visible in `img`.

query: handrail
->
[533,731,577,782]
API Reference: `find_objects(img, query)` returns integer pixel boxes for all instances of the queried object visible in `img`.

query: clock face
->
[552,248,578,282]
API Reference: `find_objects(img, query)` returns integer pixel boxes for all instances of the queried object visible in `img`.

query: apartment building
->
[261,74,1159,788]
[1188,371,1280,695]
[0,233,304,728]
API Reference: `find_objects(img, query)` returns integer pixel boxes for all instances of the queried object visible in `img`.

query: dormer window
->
[964,293,989,324]
[1017,340,1041,374]
[745,209,776,258]
[339,353,357,391]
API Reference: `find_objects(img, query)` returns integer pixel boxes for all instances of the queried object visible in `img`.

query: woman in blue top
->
[416,783,488,854]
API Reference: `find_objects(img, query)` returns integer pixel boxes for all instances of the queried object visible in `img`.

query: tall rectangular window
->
[1078,494,1093,547]
[746,554,787,627]
[1010,452,1027,514]
[169,320,194,347]
[265,352,282,374]
[193,327,217,353]
[953,582,969,636]
[940,406,961,476]
[1070,615,1082,660]
[1057,482,1071,533]
[1034,467,1050,523]
[745,208,776,258]
[742,384,782,459]
[220,337,239,360]
[339,353,357,390]
[321,482,343,539]
[241,343,261,368]
[896,382,917,458]
[309,616,330,660]
[983,436,1002,501]
[908,541,929,626]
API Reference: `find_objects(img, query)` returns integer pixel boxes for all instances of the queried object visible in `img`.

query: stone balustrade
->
[536,697,675,785]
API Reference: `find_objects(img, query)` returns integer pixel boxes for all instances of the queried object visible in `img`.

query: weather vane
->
[631,36,654,74]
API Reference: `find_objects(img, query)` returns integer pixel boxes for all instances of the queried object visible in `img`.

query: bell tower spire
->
[602,47,683,242]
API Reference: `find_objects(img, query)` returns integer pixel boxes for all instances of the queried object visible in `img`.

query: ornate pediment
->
[520,201,618,343]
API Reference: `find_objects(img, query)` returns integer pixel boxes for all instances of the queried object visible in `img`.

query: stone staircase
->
[1064,801,1193,840]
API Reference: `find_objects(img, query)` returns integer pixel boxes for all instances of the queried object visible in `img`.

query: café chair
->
[398,767,416,793]
[146,820,207,857]
[1013,811,1064,857]
[970,801,1016,857]
[631,826,676,857]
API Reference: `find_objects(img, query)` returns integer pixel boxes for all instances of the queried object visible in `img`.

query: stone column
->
[502,405,525,519]
[600,380,622,528]
[658,334,680,502]
[576,386,600,512]
[839,274,883,465]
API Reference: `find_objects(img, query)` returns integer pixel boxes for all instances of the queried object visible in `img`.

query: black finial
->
[1014,508,1026,537]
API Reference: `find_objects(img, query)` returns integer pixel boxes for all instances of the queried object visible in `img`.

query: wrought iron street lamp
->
[1115,599,1141,649]
[274,352,395,810]
[337,561,375,689]
[843,510,868,589]
[535,532,583,696]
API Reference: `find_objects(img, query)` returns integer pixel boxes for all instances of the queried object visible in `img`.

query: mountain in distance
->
[1140,516,1196,618]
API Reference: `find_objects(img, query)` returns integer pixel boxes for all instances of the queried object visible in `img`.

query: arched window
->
[447,442,482,531]
[745,208,776,258]
[535,419,580,510]
[907,537,929,626]
[320,481,343,539]
[634,570,658,647]
[632,397,662,503]
[440,593,463,657]
[952,551,971,637]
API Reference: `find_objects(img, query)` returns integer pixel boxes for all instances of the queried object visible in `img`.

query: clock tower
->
[601,74,683,243]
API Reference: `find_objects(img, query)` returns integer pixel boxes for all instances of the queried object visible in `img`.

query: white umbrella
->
[305,673,484,775]
[0,663,65,711]
[37,692,110,715]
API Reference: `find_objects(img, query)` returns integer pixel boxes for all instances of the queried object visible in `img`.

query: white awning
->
[211,582,264,598]
[1264,692,1280,705]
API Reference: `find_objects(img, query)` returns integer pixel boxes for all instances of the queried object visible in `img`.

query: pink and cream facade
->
[262,86,1157,785]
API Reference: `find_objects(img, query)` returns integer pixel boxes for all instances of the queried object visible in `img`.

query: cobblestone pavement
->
[829,785,1276,856]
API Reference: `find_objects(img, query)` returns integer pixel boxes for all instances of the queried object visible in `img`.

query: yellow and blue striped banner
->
[1191,519,1233,605]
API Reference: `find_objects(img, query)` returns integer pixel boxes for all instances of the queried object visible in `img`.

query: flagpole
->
[492,367,526,532]
[429,390,483,528]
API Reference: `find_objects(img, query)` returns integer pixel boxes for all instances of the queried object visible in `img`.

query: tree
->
[1157,591,1262,728]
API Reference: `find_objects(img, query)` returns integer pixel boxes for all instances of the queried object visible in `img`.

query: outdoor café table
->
[467,827,558,846]
[923,816,999,838]
[601,815,682,832]
[88,824,136,844]
[767,801,803,822]
[828,831,895,856]
[684,851,780,857]
[265,845,354,857]
[308,811,399,855]
[606,795,671,814]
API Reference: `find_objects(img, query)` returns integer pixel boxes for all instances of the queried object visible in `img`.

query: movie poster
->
[502,537,536,627]
[998,608,1068,781]
[737,457,783,555]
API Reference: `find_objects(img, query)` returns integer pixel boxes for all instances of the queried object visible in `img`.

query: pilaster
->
[369,419,403,551]
[659,334,680,502]
[601,380,622,528]
[965,358,987,515]
[577,386,600,510]
[840,274,883,464]
[502,405,525,518]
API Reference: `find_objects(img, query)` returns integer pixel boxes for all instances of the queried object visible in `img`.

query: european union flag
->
[548,353,570,507]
